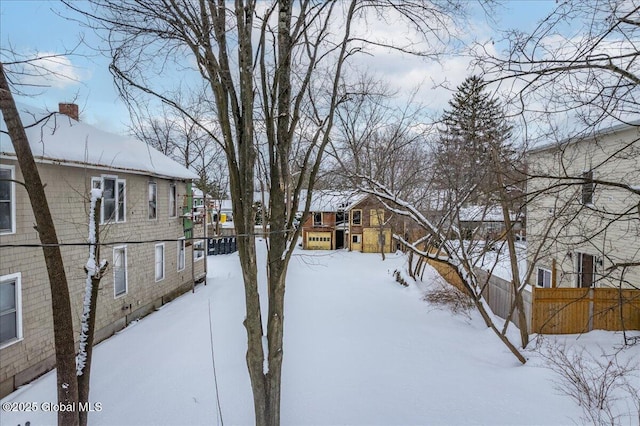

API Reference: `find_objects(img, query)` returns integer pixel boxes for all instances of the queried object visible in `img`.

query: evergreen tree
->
[434,75,513,204]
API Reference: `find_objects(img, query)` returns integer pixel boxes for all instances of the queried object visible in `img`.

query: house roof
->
[302,189,365,212]
[528,121,640,155]
[0,103,198,180]
[458,205,517,222]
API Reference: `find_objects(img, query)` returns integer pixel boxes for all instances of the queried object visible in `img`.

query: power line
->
[208,298,224,426]
[0,228,300,249]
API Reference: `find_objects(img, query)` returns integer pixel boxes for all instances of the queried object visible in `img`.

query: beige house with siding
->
[0,103,206,398]
[526,122,640,290]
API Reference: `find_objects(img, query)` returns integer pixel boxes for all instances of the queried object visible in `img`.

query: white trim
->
[113,246,128,298]
[93,175,127,224]
[169,183,177,218]
[194,240,205,262]
[148,181,158,220]
[0,272,23,349]
[536,267,552,288]
[0,165,16,235]
[155,243,165,282]
[177,237,186,272]
[576,252,596,288]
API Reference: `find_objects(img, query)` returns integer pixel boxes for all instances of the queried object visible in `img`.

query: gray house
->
[0,103,205,397]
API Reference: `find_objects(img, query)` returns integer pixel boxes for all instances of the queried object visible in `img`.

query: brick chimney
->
[58,103,79,121]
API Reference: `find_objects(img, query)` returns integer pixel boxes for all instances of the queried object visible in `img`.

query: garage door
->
[307,232,332,250]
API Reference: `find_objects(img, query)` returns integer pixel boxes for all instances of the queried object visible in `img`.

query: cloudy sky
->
[1,1,556,134]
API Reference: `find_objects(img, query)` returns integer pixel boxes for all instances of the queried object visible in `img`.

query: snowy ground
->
[2,243,638,425]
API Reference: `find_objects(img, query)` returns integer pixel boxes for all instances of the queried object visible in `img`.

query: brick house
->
[301,191,411,253]
[347,194,396,253]
[0,103,206,397]
[301,190,363,250]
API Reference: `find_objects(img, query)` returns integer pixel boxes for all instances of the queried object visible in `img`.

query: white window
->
[581,170,594,205]
[113,246,127,297]
[155,243,165,282]
[148,182,157,220]
[177,238,185,271]
[169,183,177,218]
[313,212,322,226]
[0,165,15,234]
[194,240,205,261]
[536,267,552,288]
[92,176,126,223]
[352,234,361,243]
[0,272,22,348]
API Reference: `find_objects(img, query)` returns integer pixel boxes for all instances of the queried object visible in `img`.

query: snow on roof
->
[192,187,205,198]
[458,205,517,222]
[303,190,365,212]
[0,103,198,180]
[212,199,233,211]
[528,121,640,154]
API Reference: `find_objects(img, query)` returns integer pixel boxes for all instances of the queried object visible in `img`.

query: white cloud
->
[6,52,89,89]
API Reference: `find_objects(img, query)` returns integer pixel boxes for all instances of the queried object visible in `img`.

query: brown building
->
[301,190,362,250]
[301,191,413,253]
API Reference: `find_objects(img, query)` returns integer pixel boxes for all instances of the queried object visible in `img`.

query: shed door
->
[363,228,392,253]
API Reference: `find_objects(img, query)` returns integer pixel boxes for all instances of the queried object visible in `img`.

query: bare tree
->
[129,92,228,198]
[329,76,432,198]
[478,0,638,132]
[1,61,80,426]
[65,1,469,423]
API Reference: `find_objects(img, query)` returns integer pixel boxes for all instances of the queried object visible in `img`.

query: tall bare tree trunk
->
[491,147,529,348]
[77,198,107,426]
[0,62,80,426]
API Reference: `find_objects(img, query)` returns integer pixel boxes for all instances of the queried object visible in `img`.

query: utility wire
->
[208,298,224,426]
[0,228,299,249]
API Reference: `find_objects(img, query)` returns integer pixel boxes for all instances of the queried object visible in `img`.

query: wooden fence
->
[423,257,640,335]
[475,268,531,331]
[532,288,640,334]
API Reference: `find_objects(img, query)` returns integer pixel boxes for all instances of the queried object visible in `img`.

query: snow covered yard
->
[2,243,638,425]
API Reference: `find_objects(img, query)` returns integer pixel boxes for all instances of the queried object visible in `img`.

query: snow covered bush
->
[393,269,409,287]
[538,340,640,425]
[423,283,474,318]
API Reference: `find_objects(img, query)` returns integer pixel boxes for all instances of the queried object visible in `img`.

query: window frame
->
[351,209,362,225]
[352,234,361,243]
[169,183,177,218]
[536,267,552,288]
[313,212,322,226]
[155,243,165,282]
[177,238,186,272]
[92,175,126,224]
[113,246,128,298]
[577,252,596,288]
[194,240,205,262]
[148,181,157,220]
[581,169,595,205]
[0,165,16,235]
[0,272,23,349]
